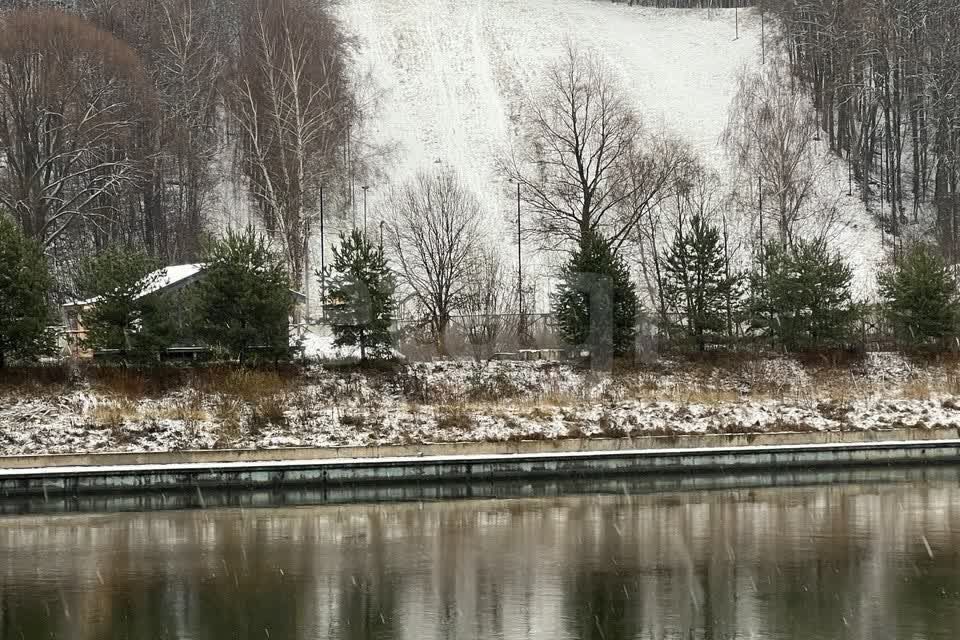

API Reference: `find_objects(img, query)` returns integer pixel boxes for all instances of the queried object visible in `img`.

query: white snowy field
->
[340,0,760,217]
[338,0,883,297]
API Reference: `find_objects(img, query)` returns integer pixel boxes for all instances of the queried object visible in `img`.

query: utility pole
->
[735,1,739,40]
[761,10,766,64]
[362,185,369,237]
[379,220,385,250]
[880,143,885,249]
[758,175,764,278]
[304,216,310,323]
[319,184,325,320]
[848,152,853,196]
[516,181,525,345]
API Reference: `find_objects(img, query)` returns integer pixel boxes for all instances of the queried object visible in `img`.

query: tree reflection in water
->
[2,468,960,639]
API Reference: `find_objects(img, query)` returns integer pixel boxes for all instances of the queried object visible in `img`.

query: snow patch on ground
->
[2,355,960,456]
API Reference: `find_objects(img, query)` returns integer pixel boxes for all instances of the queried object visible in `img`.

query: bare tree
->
[504,42,679,254]
[0,9,152,250]
[84,0,228,261]
[389,170,482,356]
[460,247,519,360]
[723,64,839,249]
[227,0,355,289]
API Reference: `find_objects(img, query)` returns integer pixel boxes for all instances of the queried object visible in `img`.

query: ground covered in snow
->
[337,0,882,298]
[1,353,958,456]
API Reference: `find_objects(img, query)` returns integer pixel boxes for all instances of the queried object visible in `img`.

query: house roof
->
[64,263,306,308]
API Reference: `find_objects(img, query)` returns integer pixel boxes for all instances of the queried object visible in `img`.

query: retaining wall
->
[1,428,959,498]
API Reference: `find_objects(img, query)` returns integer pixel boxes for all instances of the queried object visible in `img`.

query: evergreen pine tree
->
[553,229,639,359]
[0,216,53,367]
[878,244,959,349]
[194,228,293,363]
[324,230,396,362]
[75,248,173,359]
[750,240,856,352]
[662,214,742,351]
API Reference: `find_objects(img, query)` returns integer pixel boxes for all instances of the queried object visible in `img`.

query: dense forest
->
[770,0,960,261]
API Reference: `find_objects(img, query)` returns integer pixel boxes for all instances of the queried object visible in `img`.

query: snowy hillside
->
[337,0,882,298]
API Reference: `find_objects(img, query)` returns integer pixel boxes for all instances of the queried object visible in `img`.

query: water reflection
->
[2,468,960,639]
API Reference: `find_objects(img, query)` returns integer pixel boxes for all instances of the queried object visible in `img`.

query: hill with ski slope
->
[336,0,883,300]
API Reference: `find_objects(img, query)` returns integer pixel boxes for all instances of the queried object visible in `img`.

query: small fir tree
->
[75,248,173,359]
[323,230,396,362]
[194,228,294,363]
[662,214,742,351]
[0,216,54,367]
[750,240,856,352]
[878,244,960,349]
[553,230,639,359]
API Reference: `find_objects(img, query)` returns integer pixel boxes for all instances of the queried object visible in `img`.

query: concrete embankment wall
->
[1,428,959,498]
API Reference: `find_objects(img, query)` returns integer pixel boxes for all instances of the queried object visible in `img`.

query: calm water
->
[3,469,960,639]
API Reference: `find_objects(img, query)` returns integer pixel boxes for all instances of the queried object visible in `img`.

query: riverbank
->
[2,433,959,498]
[3,353,960,457]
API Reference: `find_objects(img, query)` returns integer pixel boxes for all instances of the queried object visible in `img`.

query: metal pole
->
[319,184,325,319]
[758,175,763,245]
[362,186,369,237]
[758,175,764,279]
[517,181,524,343]
[379,220,385,250]
[848,153,853,196]
[761,10,766,65]
[735,3,739,41]
[304,216,310,322]
[880,143,885,249]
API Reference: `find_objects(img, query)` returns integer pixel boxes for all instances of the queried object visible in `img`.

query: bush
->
[0,215,54,366]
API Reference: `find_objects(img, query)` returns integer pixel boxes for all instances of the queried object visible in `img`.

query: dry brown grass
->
[435,405,473,431]
[901,380,933,400]
[248,394,288,434]
[159,393,209,425]
[90,399,140,427]
[214,397,244,440]
[196,369,292,399]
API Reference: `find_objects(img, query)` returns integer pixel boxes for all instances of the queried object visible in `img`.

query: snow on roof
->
[65,264,206,308]
[140,264,206,298]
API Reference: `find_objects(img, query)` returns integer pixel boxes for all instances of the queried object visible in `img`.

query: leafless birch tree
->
[723,65,842,249]
[227,0,355,289]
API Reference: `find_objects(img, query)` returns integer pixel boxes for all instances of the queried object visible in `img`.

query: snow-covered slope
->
[337,0,881,298]
[340,0,758,199]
